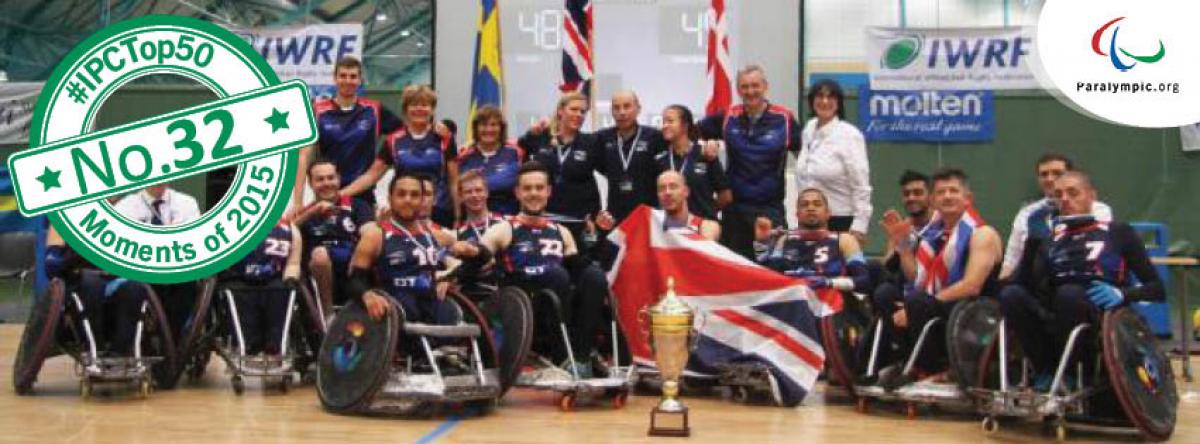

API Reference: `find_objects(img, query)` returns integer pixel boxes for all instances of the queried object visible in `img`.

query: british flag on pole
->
[705,0,732,115]
[559,0,593,99]
[608,206,827,406]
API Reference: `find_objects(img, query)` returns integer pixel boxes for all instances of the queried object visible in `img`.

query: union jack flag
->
[914,206,986,294]
[705,0,732,115]
[608,206,827,406]
[559,0,593,98]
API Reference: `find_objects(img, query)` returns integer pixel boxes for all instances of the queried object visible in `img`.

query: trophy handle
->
[688,310,707,350]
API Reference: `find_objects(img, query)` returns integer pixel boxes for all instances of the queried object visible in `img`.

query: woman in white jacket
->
[795,79,873,244]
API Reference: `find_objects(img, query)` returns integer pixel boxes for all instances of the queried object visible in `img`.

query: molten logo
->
[1091,17,1165,72]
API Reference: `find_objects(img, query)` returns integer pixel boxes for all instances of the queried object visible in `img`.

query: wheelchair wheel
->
[141,285,180,390]
[317,298,400,413]
[12,279,66,395]
[448,289,501,373]
[1102,308,1178,441]
[481,286,534,396]
[292,282,327,369]
[947,297,1004,396]
[819,293,870,398]
[179,277,216,381]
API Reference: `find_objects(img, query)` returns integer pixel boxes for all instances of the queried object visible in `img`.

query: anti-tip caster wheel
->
[732,386,750,403]
[612,391,628,409]
[981,416,999,435]
[855,397,870,414]
[557,392,576,411]
[231,376,245,396]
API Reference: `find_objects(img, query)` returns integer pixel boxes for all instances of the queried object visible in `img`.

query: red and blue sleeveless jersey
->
[376,219,443,299]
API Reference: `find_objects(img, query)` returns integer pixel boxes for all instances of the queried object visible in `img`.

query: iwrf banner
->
[858,87,995,143]
[0,82,42,145]
[868,27,1037,90]
[230,23,363,98]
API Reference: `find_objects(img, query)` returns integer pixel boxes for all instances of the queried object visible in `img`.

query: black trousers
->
[998,283,1100,376]
[154,281,198,347]
[222,281,292,355]
[73,273,148,355]
[871,284,957,374]
[720,202,786,260]
[512,263,608,363]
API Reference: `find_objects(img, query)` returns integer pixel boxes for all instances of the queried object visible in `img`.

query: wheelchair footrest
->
[379,371,501,402]
[83,356,162,381]
[403,323,481,338]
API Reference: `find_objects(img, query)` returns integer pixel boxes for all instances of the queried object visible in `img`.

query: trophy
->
[643,277,695,437]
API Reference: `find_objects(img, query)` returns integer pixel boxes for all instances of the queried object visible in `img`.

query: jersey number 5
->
[814,246,830,265]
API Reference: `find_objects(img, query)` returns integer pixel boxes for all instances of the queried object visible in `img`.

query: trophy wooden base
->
[648,406,690,437]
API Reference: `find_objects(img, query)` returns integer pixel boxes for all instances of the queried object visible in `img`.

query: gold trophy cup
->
[643,277,694,437]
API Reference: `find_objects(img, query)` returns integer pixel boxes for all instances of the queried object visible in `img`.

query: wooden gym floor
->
[2,324,1198,443]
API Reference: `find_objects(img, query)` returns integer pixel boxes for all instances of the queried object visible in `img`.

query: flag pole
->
[587,5,597,133]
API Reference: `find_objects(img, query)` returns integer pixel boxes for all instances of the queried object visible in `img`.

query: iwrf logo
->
[1091,17,1165,72]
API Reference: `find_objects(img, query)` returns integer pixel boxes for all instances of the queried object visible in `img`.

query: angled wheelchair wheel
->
[179,277,217,381]
[12,279,67,395]
[1103,308,1179,441]
[449,289,500,371]
[141,284,180,390]
[294,282,327,361]
[482,286,535,396]
[317,298,399,413]
[820,292,870,398]
[947,297,1004,396]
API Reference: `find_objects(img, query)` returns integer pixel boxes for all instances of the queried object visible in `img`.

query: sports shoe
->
[516,364,573,386]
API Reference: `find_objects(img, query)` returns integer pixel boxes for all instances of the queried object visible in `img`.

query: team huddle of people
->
[27,57,1167,422]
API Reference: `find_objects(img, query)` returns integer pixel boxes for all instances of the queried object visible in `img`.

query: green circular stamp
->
[9,15,317,284]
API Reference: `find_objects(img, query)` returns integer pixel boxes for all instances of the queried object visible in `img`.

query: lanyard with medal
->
[668,143,692,174]
[615,126,642,194]
[394,219,439,266]
[467,216,495,241]
[554,135,573,185]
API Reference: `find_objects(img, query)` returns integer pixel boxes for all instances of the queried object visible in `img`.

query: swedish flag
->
[468,0,504,140]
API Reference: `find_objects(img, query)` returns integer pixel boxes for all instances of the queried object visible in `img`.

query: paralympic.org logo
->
[881,35,922,70]
[1091,17,1165,72]
[1034,0,1200,128]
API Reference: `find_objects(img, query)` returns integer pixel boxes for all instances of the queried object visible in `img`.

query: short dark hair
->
[931,167,969,188]
[517,160,552,185]
[307,158,337,177]
[334,56,362,75]
[1036,152,1073,171]
[388,171,423,194]
[413,172,437,195]
[798,187,830,207]
[899,170,929,188]
[806,79,846,119]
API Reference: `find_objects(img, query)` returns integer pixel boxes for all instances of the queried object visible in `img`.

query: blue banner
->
[858,87,995,143]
